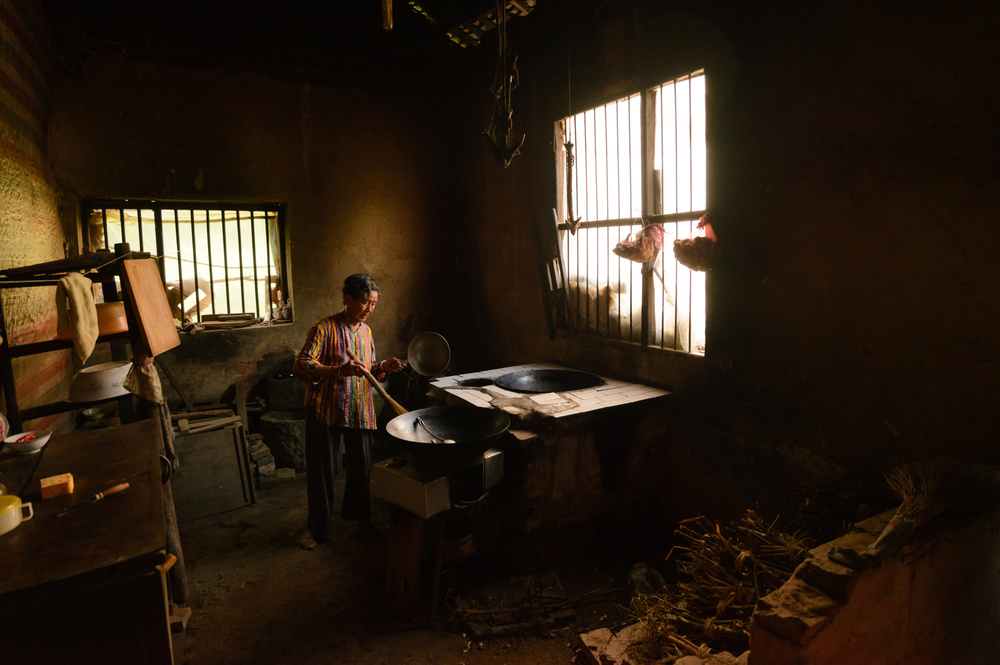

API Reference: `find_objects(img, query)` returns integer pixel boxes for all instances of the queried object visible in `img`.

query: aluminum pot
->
[386,405,509,466]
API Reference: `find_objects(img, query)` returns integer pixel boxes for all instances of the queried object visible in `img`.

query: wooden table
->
[0,420,173,665]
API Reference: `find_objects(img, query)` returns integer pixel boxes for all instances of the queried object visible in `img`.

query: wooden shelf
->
[20,394,129,422]
[0,245,140,433]
[5,332,130,358]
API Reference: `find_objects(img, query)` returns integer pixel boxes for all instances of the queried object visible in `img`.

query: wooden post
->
[385,507,425,618]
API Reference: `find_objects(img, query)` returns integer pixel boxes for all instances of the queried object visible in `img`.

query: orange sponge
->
[40,473,75,499]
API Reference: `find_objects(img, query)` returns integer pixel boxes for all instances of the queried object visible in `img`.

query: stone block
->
[257,471,279,490]
[252,452,274,466]
[259,409,306,471]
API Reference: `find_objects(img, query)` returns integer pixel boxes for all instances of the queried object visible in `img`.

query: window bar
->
[205,210,216,315]
[571,115,581,330]
[136,208,145,253]
[221,209,231,314]
[153,208,166,282]
[583,110,593,331]
[118,208,126,252]
[236,210,247,315]
[610,103,620,338]
[686,83,695,353]
[173,210,185,323]
[250,210,261,318]
[576,110,585,330]
[655,85,665,348]
[640,89,653,348]
[626,99,635,341]
[654,86,662,348]
[263,213,274,316]
[189,209,201,322]
[276,210,289,317]
[601,106,608,335]
[624,97,634,343]
[101,209,109,251]
[672,84,680,349]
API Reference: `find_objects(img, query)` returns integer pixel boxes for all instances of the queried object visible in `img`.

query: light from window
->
[556,71,707,354]
[83,200,289,325]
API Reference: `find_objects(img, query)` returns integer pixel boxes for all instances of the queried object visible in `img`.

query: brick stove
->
[427,362,675,570]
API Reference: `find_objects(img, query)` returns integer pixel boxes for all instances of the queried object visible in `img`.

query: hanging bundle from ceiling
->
[485,0,525,168]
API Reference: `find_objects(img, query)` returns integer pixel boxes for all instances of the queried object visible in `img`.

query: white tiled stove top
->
[430,363,671,419]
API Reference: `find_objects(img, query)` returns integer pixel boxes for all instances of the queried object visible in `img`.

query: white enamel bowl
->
[3,430,52,455]
[68,360,132,402]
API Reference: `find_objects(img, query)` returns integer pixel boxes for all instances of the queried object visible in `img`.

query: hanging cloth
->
[58,272,99,362]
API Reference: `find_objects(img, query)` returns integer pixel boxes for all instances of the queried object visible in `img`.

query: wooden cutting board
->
[121,258,181,356]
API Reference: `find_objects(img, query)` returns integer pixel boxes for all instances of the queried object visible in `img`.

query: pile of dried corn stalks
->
[628,509,812,663]
[442,573,625,639]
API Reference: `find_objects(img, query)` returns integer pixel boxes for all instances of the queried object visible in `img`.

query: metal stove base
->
[372,447,503,519]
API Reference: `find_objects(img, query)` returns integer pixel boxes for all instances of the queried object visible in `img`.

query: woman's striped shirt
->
[294,311,384,428]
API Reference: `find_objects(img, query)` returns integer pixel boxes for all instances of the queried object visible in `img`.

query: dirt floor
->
[171,470,645,665]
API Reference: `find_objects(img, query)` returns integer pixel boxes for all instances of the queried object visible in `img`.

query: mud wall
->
[0,0,75,431]
[752,508,1000,664]
[452,0,1000,518]
[48,57,472,405]
[37,0,1000,522]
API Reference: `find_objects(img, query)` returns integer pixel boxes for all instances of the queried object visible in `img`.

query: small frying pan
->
[406,332,451,377]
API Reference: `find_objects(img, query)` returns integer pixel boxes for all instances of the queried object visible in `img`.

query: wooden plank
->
[171,409,234,421]
[120,258,181,356]
[172,425,253,523]
[180,415,242,434]
[386,508,426,618]
[0,252,115,277]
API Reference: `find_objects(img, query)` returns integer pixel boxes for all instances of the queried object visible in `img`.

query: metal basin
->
[493,369,605,394]
[386,405,510,466]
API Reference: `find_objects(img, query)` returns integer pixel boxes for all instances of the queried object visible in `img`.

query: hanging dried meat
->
[485,0,524,168]
[613,222,664,264]
[673,215,718,272]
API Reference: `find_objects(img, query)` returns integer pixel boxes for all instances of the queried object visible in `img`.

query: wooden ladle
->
[345,349,408,416]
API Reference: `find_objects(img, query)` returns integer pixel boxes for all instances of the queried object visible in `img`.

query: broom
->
[831,459,1000,569]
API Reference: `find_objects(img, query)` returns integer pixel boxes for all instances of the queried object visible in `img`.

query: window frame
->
[80,198,290,328]
[553,69,708,355]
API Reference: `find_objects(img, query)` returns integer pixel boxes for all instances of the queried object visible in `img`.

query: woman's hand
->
[380,357,407,373]
[341,359,366,377]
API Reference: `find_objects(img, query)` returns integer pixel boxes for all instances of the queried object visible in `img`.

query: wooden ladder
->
[535,209,574,339]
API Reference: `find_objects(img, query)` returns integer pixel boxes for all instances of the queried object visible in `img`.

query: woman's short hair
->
[342,273,379,303]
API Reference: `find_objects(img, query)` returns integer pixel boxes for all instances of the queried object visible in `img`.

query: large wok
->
[386,405,510,466]
[494,368,605,394]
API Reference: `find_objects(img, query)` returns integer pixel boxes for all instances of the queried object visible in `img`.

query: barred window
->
[555,70,707,354]
[83,199,289,326]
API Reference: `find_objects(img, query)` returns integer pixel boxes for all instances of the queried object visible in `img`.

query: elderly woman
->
[293,273,406,550]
